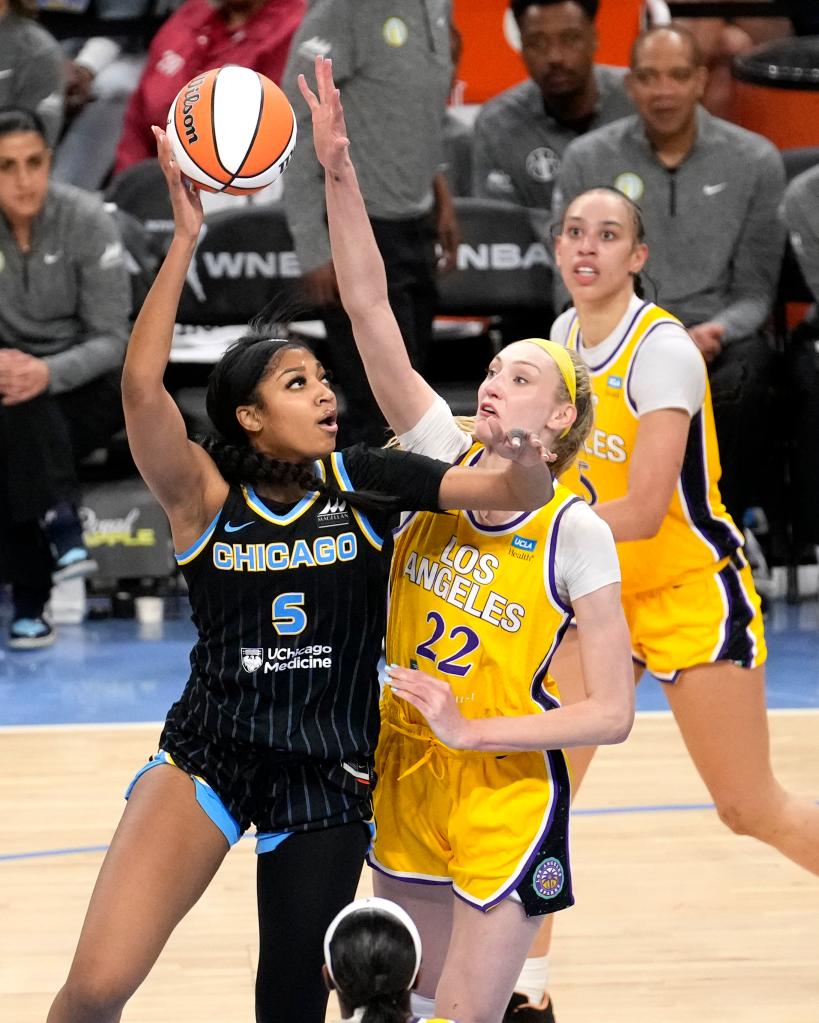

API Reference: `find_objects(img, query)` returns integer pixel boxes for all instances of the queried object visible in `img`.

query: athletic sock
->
[514,953,551,1004]
[410,992,437,1018]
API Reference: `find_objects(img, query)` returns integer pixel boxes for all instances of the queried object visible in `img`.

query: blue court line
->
[573,801,716,815]
[1,844,110,862]
[5,797,818,864]
[0,801,723,863]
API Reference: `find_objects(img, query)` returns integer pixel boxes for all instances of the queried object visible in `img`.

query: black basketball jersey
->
[165,446,447,762]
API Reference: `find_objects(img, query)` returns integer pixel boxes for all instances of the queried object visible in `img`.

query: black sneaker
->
[503,992,556,1023]
[8,616,56,650]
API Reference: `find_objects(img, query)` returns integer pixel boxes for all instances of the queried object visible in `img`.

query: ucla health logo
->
[511,535,537,552]
[532,857,564,900]
[606,375,622,390]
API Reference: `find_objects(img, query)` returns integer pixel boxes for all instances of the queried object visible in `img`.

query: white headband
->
[323,897,423,989]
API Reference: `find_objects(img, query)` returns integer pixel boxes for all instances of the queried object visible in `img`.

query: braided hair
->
[328,911,416,1023]
[202,331,398,515]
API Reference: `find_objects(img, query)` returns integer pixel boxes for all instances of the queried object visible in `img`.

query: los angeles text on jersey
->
[213,532,357,572]
[401,535,524,632]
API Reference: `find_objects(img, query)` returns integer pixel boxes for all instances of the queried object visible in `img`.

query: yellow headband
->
[522,338,577,404]
[521,338,576,439]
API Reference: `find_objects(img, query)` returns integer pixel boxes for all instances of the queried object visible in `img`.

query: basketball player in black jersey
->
[46,126,555,1023]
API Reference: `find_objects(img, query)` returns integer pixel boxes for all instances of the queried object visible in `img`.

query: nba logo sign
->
[241,647,264,672]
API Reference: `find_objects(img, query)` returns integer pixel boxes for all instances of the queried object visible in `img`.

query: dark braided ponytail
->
[328,912,415,1023]
[202,332,399,515]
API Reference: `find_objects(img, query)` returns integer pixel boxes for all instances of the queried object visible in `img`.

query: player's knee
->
[715,796,768,838]
[60,969,133,1021]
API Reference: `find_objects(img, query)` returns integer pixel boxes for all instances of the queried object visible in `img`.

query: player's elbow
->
[608,705,635,744]
[597,692,635,745]
[630,501,667,540]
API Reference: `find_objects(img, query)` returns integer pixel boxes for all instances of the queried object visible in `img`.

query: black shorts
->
[159,712,374,835]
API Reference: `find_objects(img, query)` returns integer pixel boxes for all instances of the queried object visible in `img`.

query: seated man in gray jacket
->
[472,0,633,211]
[0,108,131,649]
[553,23,786,525]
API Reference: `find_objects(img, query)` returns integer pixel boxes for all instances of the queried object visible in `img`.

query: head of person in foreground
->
[323,897,431,1023]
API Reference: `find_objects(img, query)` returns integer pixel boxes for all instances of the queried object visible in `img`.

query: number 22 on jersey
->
[415,611,480,677]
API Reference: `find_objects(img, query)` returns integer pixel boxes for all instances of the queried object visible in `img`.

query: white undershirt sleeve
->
[630,324,706,416]
[396,395,472,462]
[549,309,574,346]
[551,502,621,606]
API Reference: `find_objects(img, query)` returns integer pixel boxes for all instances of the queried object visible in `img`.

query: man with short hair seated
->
[471,0,633,212]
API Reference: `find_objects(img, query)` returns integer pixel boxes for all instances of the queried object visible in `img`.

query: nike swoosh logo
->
[44,251,62,264]
[703,182,727,196]
[224,520,254,533]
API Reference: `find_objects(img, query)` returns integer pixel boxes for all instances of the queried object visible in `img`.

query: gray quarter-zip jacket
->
[0,182,131,394]
[553,108,786,343]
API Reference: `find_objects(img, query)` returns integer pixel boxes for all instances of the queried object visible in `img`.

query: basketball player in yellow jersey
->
[517,185,819,1018]
[300,58,635,1023]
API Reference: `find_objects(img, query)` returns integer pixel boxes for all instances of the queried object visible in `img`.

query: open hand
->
[298,55,351,178]
[386,665,474,750]
[151,125,203,243]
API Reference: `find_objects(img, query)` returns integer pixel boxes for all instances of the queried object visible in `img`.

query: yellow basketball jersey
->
[563,301,743,595]
[385,446,580,728]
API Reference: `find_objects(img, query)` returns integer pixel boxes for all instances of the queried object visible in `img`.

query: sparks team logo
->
[317,496,349,528]
[525,146,560,183]
[241,647,264,672]
[614,172,644,201]
[532,857,564,900]
[383,17,408,47]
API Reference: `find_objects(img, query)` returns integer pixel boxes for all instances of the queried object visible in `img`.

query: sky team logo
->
[317,496,349,528]
[532,857,564,900]
[383,17,408,46]
[241,648,264,672]
[614,171,644,201]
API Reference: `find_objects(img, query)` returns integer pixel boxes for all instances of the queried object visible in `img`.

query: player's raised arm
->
[121,127,226,537]
[298,56,438,437]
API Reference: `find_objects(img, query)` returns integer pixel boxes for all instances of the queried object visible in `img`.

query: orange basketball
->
[166,65,297,195]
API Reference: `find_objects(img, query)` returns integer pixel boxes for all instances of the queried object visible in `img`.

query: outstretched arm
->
[121,127,227,545]
[298,56,439,436]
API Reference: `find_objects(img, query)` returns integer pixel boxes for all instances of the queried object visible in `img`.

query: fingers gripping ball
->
[166,65,297,194]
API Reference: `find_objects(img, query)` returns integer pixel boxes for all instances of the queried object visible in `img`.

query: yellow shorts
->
[369,703,574,917]
[623,553,767,682]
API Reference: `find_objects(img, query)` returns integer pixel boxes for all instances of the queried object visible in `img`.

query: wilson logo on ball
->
[180,73,206,144]
[166,64,297,195]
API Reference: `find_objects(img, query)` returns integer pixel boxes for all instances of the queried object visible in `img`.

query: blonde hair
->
[387,352,593,478]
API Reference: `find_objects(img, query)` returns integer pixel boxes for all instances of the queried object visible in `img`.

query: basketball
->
[165,65,297,195]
